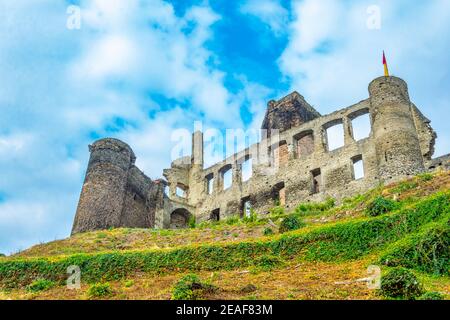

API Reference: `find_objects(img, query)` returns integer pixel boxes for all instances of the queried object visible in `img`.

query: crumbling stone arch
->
[169,208,192,229]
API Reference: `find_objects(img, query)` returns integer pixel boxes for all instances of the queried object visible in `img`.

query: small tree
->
[366,196,397,217]
[279,215,305,233]
[380,268,424,300]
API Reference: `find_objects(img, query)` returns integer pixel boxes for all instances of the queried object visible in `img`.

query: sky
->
[0,0,449,255]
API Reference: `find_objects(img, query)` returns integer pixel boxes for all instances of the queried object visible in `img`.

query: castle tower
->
[369,76,425,180]
[261,91,321,137]
[71,138,136,234]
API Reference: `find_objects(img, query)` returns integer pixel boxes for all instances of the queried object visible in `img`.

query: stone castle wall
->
[71,76,445,234]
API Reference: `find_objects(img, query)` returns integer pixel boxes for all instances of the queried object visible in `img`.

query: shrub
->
[188,216,196,229]
[27,279,55,293]
[417,173,433,182]
[225,216,240,226]
[87,283,113,298]
[269,206,285,216]
[263,228,274,236]
[366,196,397,217]
[279,215,305,233]
[243,210,258,223]
[96,232,108,239]
[380,223,449,275]
[254,255,284,271]
[295,198,336,214]
[380,268,424,300]
[171,274,216,300]
[418,292,443,300]
[392,181,418,194]
[0,253,5,258]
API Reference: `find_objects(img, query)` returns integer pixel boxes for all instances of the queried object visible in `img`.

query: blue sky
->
[0,0,449,255]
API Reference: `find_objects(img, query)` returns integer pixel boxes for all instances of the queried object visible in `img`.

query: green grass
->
[171,274,216,300]
[379,219,449,275]
[391,181,419,194]
[294,197,336,215]
[1,191,448,290]
[366,196,398,217]
[87,282,113,298]
[26,279,55,293]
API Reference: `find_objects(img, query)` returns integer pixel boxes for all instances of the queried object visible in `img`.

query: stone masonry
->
[71,76,450,234]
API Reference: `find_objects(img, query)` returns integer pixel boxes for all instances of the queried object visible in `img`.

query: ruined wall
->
[72,76,441,233]
[262,92,321,136]
[120,166,159,229]
[166,99,379,223]
[162,76,436,225]
[410,104,437,164]
[429,154,450,171]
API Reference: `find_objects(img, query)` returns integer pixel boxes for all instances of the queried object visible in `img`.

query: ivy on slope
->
[379,219,449,275]
[0,192,449,289]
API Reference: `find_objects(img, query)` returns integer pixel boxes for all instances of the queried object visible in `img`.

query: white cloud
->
[0,133,33,157]
[0,0,245,254]
[240,0,289,35]
[277,0,450,157]
[74,34,139,79]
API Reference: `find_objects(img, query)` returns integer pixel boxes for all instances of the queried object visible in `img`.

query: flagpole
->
[383,51,390,77]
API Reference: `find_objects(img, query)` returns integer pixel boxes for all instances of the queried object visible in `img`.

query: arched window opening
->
[170,208,191,229]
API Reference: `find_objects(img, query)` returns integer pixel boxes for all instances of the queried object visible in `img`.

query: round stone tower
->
[71,138,136,234]
[369,76,425,181]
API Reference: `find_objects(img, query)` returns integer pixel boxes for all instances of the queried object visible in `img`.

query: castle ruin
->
[71,76,449,234]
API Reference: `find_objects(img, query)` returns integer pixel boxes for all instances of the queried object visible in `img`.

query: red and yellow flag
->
[383,51,390,77]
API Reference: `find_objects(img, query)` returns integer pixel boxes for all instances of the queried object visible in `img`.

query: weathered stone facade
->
[71,76,448,234]
[71,139,165,234]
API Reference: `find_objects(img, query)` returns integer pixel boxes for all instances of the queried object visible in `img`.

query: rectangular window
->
[211,208,220,221]
[311,169,321,194]
[273,141,289,167]
[272,182,286,207]
[206,174,214,195]
[176,186,187,198]
[351,113,371,141]
[241,158,252,182]
[352,156,365,180]
[295,132,314,158]
[223,168,232,190]
[241,197,252,218]
[325,122,345,151]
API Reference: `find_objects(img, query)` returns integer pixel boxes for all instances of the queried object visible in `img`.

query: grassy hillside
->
[0,171,449,300]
